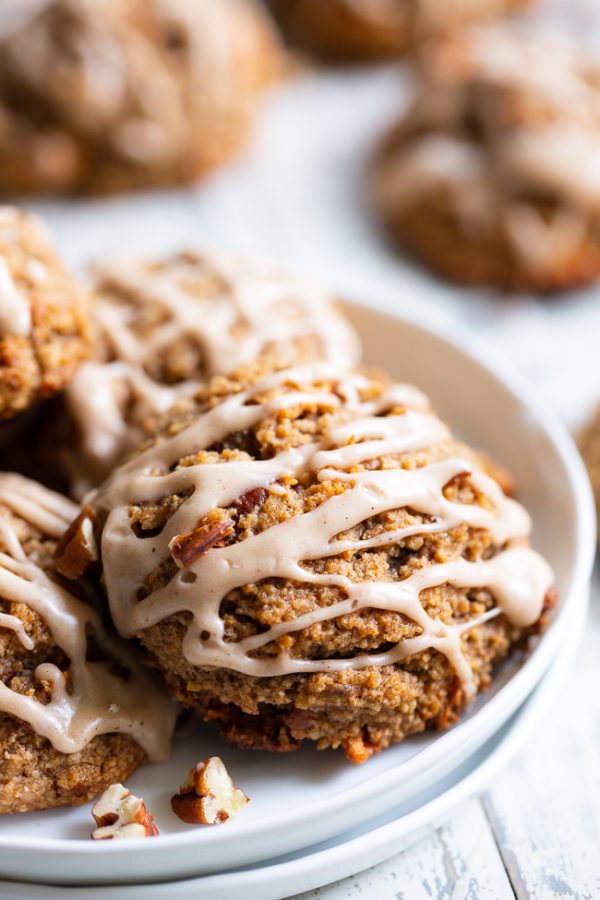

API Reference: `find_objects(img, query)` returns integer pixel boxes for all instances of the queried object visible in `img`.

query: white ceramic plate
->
[0,578,587,900]
[0,305,594,886]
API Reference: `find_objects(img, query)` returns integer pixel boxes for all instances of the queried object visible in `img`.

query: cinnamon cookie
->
[371,27,600,292]
[267,0,531,63]
[53,251,361,495]
[579,406,600,543]
[0,474,175,813]
[0,207,90,421]
[80,358,554,763]
[0,0,279,195]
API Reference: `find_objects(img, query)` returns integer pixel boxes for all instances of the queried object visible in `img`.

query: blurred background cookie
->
[266,0,532,63]
[370,25,600,292]
[0,206,90,421]
[579,406,600,543]
[0,0,281,196]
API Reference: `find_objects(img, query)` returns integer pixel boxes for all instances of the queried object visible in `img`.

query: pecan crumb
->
[232,486,269,519]
[169,517,234,568]
[344,733,378,765]
[54,505,98,579]
[91,784,158,840]
[171,756,249,825]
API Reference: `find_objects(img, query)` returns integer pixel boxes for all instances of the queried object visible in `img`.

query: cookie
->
[0,473,175,813]
[0,206,90,421]
[371,26,600,292]
[267,0,531,63]
[0,0,280,195]
[82,358,554,762]
[51,251,360,496]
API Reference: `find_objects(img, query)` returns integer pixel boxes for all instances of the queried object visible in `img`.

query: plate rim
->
[0,580,586,899]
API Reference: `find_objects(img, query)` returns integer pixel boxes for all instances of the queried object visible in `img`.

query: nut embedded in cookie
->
[0,473,176,814]
[54,505,99,579]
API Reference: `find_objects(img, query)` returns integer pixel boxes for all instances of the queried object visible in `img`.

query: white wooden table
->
[27,61,600,900]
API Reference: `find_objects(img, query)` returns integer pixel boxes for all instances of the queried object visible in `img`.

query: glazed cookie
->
[0,473,175,814]
[0,206,90,421]
[0,0,279,196]
[371,26,600,292]
[51,251,361,496]
[267,0,532,63]
[82,358,554,763]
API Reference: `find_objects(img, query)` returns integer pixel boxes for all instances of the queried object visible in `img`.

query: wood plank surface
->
[294,579,600,900]
[292,798,515,900]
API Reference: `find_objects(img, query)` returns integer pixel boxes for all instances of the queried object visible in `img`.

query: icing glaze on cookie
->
[65,253,360,493]
[0,473,175,759]
[94,364,553,702]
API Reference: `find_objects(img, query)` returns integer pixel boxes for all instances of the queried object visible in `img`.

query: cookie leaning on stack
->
[0,474,175,814]
[0,207,90,422]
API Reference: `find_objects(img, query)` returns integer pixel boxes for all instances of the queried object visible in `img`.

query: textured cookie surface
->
[371,26,600,292]
[51,251,360,495]
[88,358,554,763]
[0,206,90,420]
[0,0,279,195]
[0,473,174,814]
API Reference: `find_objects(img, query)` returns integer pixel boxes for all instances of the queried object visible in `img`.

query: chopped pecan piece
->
[171,756,249,825]
[54,505,98,579]
[344,732,378,765]
[91,784,158,840]
[169,517,234,568]
[232,486,269,519]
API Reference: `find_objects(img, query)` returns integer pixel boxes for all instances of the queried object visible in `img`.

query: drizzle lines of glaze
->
[0,474,174,758]
[95,365,554,701]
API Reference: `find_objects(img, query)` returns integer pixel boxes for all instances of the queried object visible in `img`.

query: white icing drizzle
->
[0,613,34,650]
[94,365,554,703]
[0,473,175,759]
[0,207,38,338]
[375,26,600,271]
[0,259,31,338]
[65,252,360,493]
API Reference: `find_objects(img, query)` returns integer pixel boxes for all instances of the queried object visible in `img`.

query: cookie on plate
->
[0,206,90,422]
[83,358,554,763]
[0,473,175,814]
[371,26,600,292]
[39,251,360,496]
[267,0,532,63]
[0,0,279,196]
